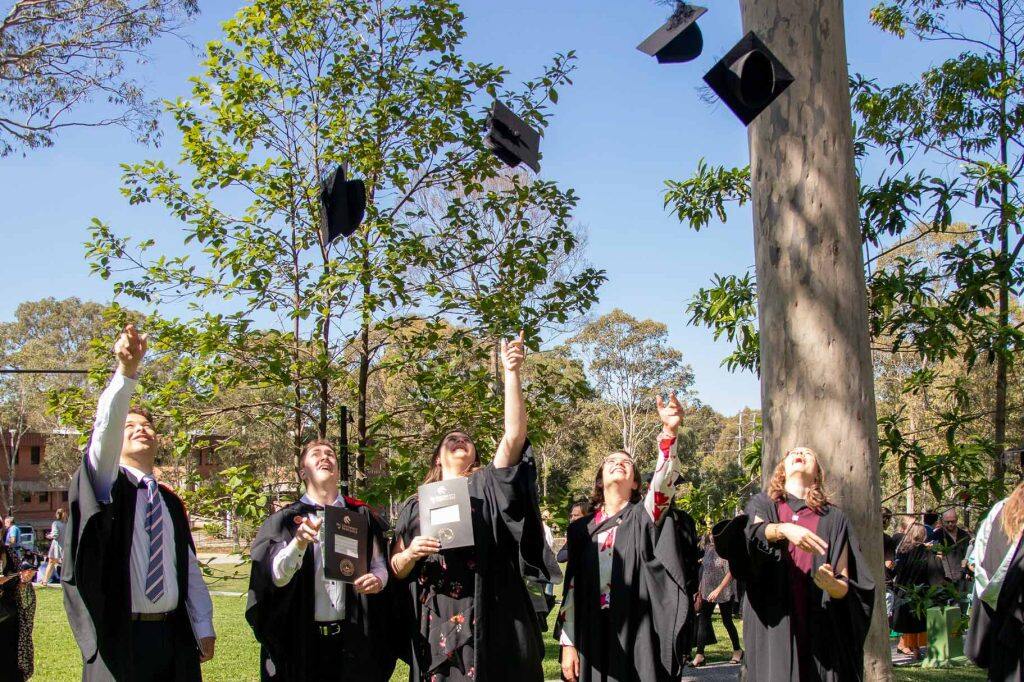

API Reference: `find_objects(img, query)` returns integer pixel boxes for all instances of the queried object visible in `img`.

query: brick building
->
[0,431,228,539]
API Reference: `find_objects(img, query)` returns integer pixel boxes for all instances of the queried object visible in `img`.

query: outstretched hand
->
[500,331,526,374]
[656,391,685,434]
[113,324,148,379]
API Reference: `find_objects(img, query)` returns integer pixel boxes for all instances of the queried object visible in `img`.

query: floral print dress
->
[395,453,553,682]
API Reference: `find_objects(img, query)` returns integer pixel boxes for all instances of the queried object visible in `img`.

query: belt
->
[316,621,344,637]
[131,611,173,622]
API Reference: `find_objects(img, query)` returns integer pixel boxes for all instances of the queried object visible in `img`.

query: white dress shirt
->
[87,372,215,640]
[271,494,389,622]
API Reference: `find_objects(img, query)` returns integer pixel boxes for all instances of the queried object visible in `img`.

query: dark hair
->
[588,451,641,513]
[298,438,335,465]
[923,510,939,526]
[423,429,481,485]
[569,500,588,514]
[128,406,155,429]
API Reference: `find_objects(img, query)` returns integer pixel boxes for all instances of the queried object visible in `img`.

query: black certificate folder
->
[323,504,369,582]
[418,477,474,549]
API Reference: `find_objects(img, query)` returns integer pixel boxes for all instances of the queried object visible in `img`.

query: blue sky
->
[0,0,954,415]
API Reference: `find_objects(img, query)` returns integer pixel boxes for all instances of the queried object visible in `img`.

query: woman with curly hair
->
[715,447,875,681]
[967,480,1024,680]
[556,392,699,682]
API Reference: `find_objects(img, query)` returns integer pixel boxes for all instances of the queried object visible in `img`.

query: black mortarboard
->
[318,165,366,243]
[637,4,707,64]
[703,31,795,125]
[712,514,753,581]
[484,100,541,173]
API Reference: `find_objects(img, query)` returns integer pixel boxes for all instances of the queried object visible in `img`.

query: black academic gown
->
[719,492,874,682]
[966,516,1024,681]
[245,498,397,682]
[62,462,201,681]
[0,545,21,682]
[393,446,558,682]
[559,502,699,682]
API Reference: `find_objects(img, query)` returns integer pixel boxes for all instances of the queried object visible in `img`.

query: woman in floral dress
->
[391,333,557,681]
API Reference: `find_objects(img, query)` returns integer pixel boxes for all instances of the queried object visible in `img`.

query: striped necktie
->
[142,475,165,603]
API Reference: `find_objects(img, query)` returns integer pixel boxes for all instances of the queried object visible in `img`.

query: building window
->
[61,491,69,502]
[17,492,31,505]
[30,446,41,465]
[38,491,49,504]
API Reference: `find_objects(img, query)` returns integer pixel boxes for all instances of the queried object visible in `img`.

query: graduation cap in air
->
[703,31,794,126]
[484,100,541,173]
[318,165,366,244]
[637,3,707,64]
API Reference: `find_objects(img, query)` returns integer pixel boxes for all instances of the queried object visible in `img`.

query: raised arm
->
[644,392,684,524]
[493,331,527,468]
[87,325,147,502]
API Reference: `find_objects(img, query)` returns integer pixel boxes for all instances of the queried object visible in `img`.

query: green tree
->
[665,0,1024,507]
[0,298,116,513]
[76,0,604,509]
[568,309,694,463]
[0,0,198,155]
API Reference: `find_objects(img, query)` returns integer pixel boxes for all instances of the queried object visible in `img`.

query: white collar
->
[121,463,153,485]
[300,493,345,508]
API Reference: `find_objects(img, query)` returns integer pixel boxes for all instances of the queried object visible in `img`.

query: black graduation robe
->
[0,545,22,682]
[393,445,558,682]
[558,502,699,682]
[716,492,874,682]
[966,513,1024,681]
[62,462,200,681]
[245,497,398,682]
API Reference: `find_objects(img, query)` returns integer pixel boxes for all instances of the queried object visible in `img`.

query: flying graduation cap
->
[484,100,541,173]
[318,165,366,244]
[637,3,707,64]
[703,31,794,126]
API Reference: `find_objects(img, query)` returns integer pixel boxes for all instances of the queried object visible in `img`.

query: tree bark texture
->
[738,1,892,679]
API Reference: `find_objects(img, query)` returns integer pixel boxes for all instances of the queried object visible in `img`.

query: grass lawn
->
[30,586,987,681]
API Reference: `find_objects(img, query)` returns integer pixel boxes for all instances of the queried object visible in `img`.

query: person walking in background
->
[891,522,944,660]
[4,517,21,557]
[692,533,742,667]
[966,480,1024,680]
[40,508,65,585]
[556,502,588,564]
[936,509,972,594]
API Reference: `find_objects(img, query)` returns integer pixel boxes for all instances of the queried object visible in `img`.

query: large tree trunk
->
[739,1,892,679]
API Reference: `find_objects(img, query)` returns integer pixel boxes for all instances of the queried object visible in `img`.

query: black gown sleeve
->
[245,509,301,661]
[821,508,875,674]
[480,441,561,583]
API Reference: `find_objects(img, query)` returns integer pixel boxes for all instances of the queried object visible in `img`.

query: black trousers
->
[695,600,741,654]
[311,622,373,678]
[130,620,177,681]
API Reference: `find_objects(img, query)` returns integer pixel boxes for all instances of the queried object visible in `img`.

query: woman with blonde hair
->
[714,447,874,681]
[966,480,1024,679]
